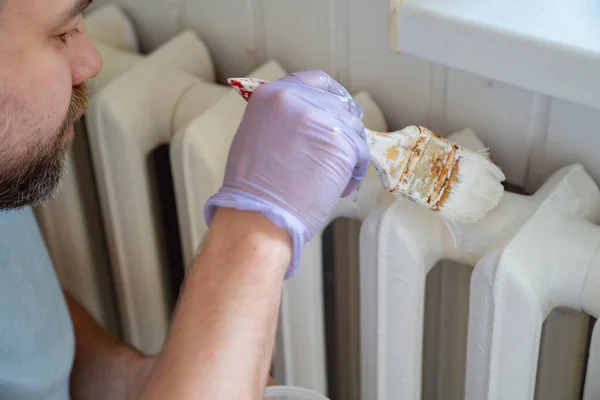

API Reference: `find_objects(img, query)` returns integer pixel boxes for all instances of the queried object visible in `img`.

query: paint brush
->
[227,77,505,224]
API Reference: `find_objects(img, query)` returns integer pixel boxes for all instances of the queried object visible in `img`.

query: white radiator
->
[85,17,228,353]
[47,3,598,399]
[359,162,597,400]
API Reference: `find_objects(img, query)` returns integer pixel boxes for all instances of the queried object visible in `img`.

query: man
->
[0,0,369,398]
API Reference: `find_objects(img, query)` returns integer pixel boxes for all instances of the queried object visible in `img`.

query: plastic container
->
[263,386,330,400]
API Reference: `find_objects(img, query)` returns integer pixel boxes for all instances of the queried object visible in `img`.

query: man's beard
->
[0,83,89,210]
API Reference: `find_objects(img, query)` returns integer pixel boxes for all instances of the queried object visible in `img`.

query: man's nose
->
[71,24,103,86]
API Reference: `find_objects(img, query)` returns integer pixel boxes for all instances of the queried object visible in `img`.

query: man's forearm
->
[139,208,291,399]
[65,292,156,400]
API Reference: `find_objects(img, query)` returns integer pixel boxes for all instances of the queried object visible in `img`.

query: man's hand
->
[205,70,370,278]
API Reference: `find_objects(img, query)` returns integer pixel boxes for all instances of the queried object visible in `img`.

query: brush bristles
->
[437,149,505,224]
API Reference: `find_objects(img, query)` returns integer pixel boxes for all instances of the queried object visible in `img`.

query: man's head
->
[0,0,102,209]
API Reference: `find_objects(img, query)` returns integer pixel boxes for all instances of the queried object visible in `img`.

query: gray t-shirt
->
[0,208,74,399]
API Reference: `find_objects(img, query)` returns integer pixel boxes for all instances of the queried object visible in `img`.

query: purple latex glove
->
[204,70,370,278]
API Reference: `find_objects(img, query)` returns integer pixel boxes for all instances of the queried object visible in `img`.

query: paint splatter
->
[227,78,268,101]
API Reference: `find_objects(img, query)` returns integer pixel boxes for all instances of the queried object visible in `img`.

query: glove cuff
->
[204,187,307,279]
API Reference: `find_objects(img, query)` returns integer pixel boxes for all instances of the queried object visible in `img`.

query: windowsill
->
[390,0,600,109]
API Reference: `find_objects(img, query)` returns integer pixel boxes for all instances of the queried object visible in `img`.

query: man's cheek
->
[43,86,72,128]
[30,57,73,109]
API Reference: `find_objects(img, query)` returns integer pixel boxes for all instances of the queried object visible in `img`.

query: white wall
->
[88,0,600,192]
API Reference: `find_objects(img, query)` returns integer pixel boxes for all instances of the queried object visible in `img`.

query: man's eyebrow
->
[54,0,92,27]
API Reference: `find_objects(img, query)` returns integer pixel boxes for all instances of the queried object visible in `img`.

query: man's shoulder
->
[0,206,74,400]
[0,207,48,258]
[0,206,40,233]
